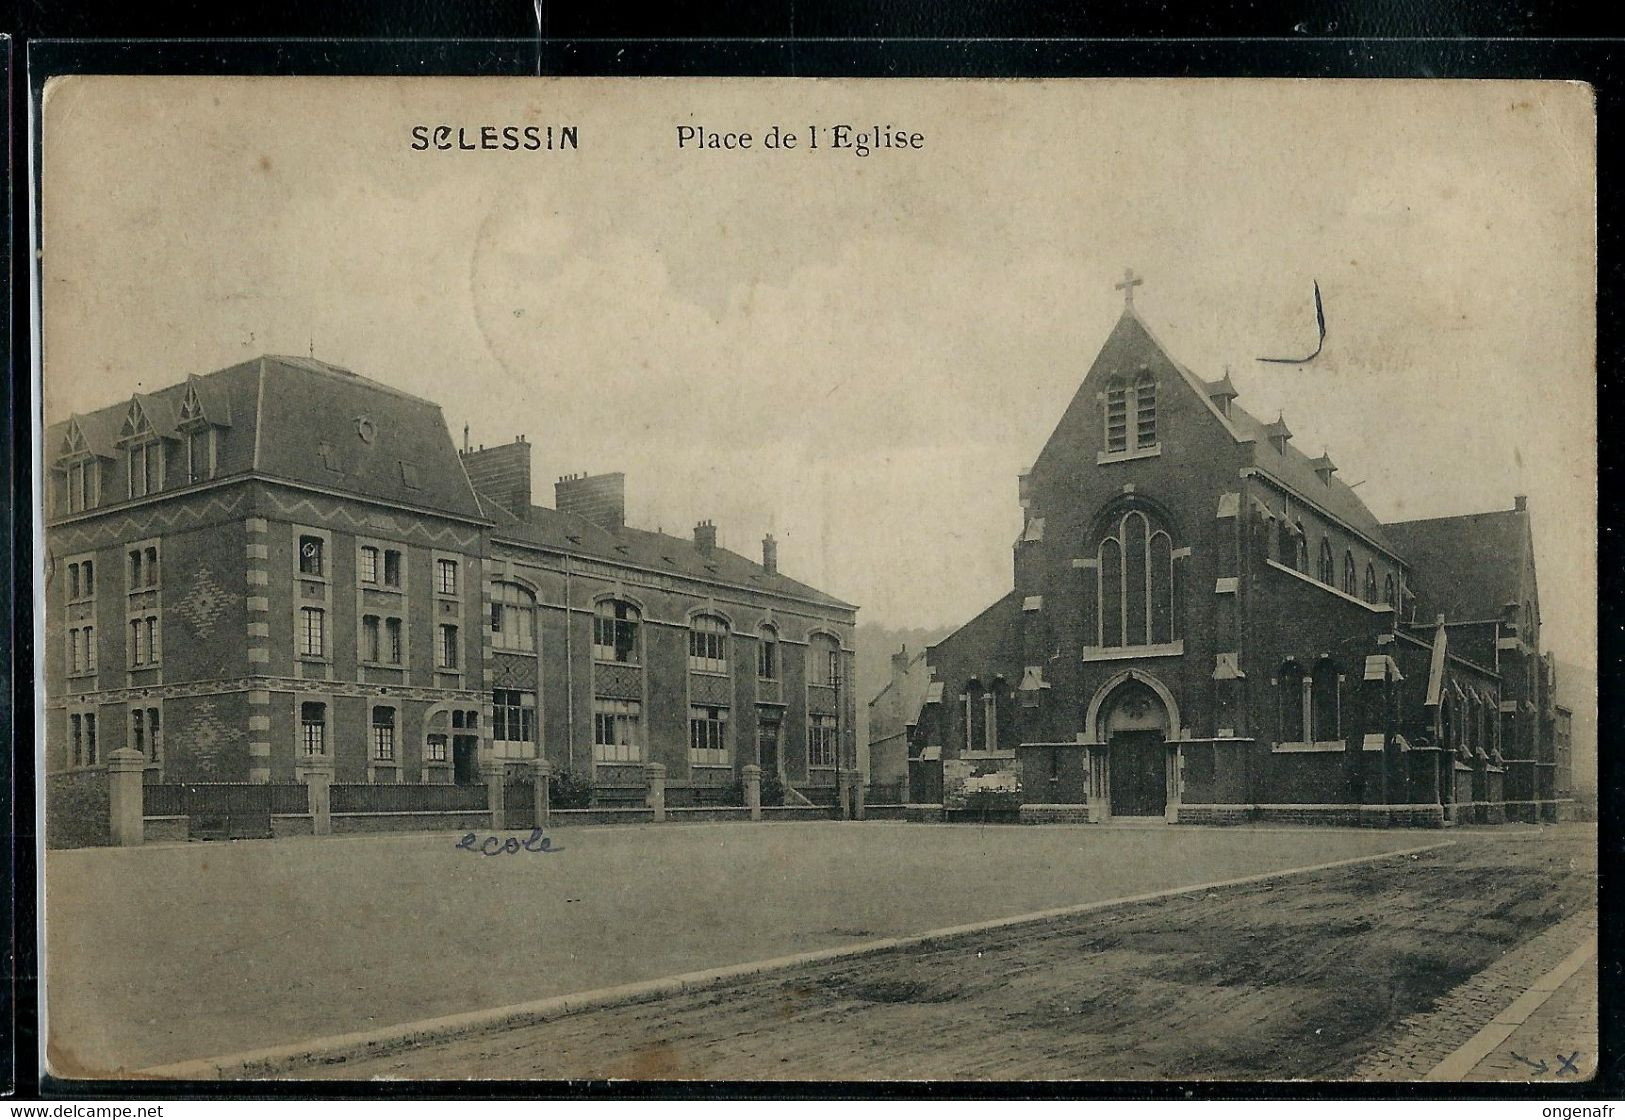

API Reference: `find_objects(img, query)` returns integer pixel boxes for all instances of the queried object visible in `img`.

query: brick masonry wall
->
[47,769,110,849]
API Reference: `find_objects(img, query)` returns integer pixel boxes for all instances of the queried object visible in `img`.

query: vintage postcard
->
[36,76,1597,1083]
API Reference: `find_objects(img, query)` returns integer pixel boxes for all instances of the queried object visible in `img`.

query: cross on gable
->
[1114,267,1143,307]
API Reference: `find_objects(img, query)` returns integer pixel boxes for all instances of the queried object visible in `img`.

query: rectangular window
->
[383,549,403,588]
[299,535,324,577]
[129,445,149,498]
[385,617,403,664]
[299,606,326,658]
[146,707,161,762]
[187,429,214,483]
[68,627,82,674]
[359,546,379,584]
[68,626,96,675]
[128,548,143,588]
[301,702,326,756]
[67,563,80,601]
[809,714,838,768]
[436,558,458,596]
[362,615,381,662]
[493,689,537,744]
[70,712,99,768]
[145,616,160,663]
[68,463,85,512]
[491,597,536,652]
[758,634,778,680]
[426,734,448,763]
[371,706,396,761]
[688,705,730,766]
[437,624,459,669]
[592,602,640,664]
[130,619,146,665]
[688,617,728,673]
[131,707,146,757]
[593,698,642,762]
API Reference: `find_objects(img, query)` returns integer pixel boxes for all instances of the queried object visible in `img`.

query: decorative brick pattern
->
[185,697,244,777]
[173,565,232,639]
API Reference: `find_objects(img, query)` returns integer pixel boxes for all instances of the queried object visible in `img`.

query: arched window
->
[993,678,1017,751]
[1104,377,1129,453]
[810,633,841,687]
[1132,371,1157,449]
[1311,660,1341,742]
[1093,507,1178,648]
[1363,563,1378,604]
[1294,523,1308,573]
[1342,551,1357,596]
[688,613,729,673]
[964,679,985,754]
[1384,573,1396,610]
[1279,661,1307,744]
[593,599,640,664]
[490,581,536,652]
[757,623,779,680]
[1318,538,1335,584]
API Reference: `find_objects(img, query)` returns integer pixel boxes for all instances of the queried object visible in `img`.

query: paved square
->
[46,821,1431,1075]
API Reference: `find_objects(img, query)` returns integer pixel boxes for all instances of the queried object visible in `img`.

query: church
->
[909,273,1563,827]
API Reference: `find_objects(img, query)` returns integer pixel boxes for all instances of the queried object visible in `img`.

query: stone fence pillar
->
[487,765,507,831]
[742,764,762,821]
[532,757,554,831]
[836,770,856,821]
[304,754,334,836]
[853,774,867,821]
[644,762,667,822]
[108,748,146,847]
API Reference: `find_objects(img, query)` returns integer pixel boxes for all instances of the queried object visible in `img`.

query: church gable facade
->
[912,277,1561,827]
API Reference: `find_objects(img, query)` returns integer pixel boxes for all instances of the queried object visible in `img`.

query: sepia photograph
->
[35,76,1597,1084]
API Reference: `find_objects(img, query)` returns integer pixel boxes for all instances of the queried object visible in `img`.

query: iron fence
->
[330,782,489,814]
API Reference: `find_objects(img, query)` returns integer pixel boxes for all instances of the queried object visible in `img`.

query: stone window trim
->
[1095,443,1163,466]
[296,692,334,768]
[592,594,644,666]
[433,553,461,599]
[687,609,732,675]
[128,701,164,771]
[489,578,539,656]
[756,622,780,681]
[65,706,101,771]
[66,623,98,679]
[64,552,99,605]
[367,699,403,783]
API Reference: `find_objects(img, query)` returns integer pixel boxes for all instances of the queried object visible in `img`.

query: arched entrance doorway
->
[1100,680,1172,818]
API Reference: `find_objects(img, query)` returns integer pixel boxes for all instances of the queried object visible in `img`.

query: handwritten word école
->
[455,828,564,855]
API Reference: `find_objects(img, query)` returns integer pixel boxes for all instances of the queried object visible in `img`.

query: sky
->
[40,77,1597,673]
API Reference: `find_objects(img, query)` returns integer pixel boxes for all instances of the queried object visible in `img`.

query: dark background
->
[6,1,1620,1103]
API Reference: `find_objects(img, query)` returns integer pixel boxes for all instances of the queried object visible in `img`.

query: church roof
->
[1383,506,1529,622]
[1115,309,1398,553]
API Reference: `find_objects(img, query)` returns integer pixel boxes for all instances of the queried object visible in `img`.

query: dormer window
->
[117,399,168,499]
[176,382,227,485]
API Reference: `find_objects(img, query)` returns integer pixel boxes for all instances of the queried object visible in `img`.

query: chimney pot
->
[694,520,718,552]
[762,533,778,575]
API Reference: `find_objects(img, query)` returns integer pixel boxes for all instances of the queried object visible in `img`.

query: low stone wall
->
[666,807,752,824]
[331,811,495,835]
[1019,804,1090,825]
[1180,803,1448,828]
[47,770,111,849]
[551,808,656,827]
[862,805,909,821]
[272,814,315,838]
[904,804,944,823]
[143,816,188,843]
[759,806,835,822]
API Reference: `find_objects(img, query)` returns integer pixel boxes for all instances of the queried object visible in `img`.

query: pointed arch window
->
[1342,551,1357,596]
[1363,563,1378,604]
[1311,660,1341,742]
[1132,371,1157,449]
[1384,573,1397,610]
[1103,371,1158,454]
[1091,507,1178,649]
[1294,523,1308,573]
[1104,378,1129,453]
[1317,538,1335,584]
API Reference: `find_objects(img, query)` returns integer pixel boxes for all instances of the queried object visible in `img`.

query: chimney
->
[1514,495,1528,512]
[761,533,778,575]
[555,471,625,529]
[694,519,717,553]
[460,435,532,518]
[890,645,911,676]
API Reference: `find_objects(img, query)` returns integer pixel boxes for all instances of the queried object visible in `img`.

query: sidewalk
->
[1450,946,1597,1081]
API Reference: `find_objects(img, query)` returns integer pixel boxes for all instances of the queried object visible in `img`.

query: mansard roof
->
[1383,506,1531,623]
[44,354,485,521]
[481,493,855,611]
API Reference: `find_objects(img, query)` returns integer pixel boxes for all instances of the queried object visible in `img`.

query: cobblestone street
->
[301,825,1594,1082]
